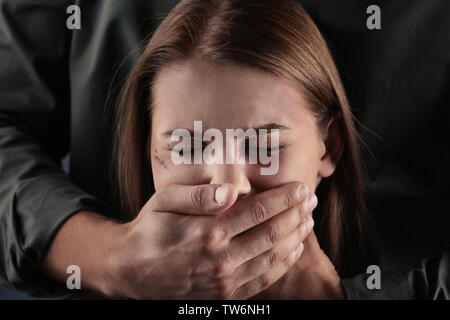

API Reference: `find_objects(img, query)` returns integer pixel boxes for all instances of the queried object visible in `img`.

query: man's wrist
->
[92,215,129,298]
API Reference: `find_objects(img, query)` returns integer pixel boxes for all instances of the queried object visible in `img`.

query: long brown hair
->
[113,0,375,277]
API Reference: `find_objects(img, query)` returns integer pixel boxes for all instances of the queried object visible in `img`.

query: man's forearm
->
[39,211,125,297]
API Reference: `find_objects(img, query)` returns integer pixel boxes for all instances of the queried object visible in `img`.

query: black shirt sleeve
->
[342,249,450,299]
[0,0,104,296]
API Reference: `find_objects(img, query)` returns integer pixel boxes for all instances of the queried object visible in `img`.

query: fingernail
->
[304,216,314,232]
[298,184,309,201]
[306,194,318,212]
[215,184,228,204]
[295,243,304,257]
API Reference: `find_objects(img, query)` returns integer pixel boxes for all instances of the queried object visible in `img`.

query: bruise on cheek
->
[153,148,169,170]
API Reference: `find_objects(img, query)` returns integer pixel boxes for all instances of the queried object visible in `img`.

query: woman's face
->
[150,56,336,197]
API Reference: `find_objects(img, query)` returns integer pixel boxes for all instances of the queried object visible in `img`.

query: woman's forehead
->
[151,57,312,130]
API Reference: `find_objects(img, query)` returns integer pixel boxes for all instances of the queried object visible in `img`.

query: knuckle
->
[267,223,281,245]
[216,277,234,299]
[251,200,268,224]
[258,273,271,290]
[267,249,279,267]
[283,254,295,268]
[297,204,306,220]
[292,208,302,226]
[191,186,205,210]
[296,203,304,216]
[201,230,219,252]
[212,251,232,277]
[201,226,226,252]
[283,192,293,210]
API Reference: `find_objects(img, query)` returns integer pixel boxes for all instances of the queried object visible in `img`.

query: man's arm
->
[0,0,104,296]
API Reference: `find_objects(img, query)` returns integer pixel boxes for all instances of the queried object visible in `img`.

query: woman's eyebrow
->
[162,123,289,137]
[250,123,290,132]
[162,129,197,137]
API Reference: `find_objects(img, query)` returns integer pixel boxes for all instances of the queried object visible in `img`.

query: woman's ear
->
[318,117,344,178]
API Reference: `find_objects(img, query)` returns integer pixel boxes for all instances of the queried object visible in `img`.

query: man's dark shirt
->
[0,0,448,298]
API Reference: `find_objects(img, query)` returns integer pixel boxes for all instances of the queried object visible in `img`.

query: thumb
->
[149,183,238,215]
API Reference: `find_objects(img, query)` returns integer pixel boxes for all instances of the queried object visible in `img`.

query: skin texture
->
[150,56,344,299]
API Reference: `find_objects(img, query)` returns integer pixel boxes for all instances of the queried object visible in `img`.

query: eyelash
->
[245,144,287,153]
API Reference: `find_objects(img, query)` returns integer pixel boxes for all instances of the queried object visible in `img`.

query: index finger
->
[219,182,310,237]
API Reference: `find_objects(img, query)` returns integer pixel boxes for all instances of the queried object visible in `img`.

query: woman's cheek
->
[246,149,318,192]
[152,153,210,189]
[245,153,296,189]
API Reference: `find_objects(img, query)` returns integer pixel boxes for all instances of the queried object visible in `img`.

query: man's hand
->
[109,182,318,299]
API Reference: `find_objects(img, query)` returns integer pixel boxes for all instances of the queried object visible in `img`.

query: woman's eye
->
[170,142,287,160]
[246,144,286,156]
[171,143,204,157]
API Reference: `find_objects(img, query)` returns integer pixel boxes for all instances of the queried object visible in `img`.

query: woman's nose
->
[209,163,251,198]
